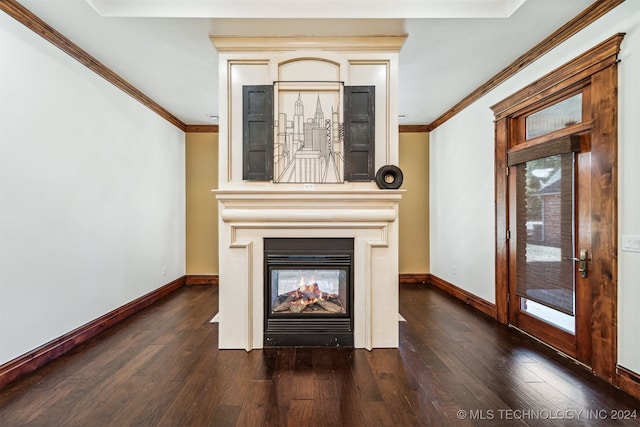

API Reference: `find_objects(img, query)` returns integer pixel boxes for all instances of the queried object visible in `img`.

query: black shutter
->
[344,86,375,181]
[243,85,274,181]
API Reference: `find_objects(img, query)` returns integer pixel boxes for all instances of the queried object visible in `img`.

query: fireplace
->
[264,238,354,347]
[212,36,405,350]
[215,189,402,350]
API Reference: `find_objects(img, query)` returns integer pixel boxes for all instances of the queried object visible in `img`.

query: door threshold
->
[508,324,592,371]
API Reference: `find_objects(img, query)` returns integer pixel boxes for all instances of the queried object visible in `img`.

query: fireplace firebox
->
[264,238,354,347]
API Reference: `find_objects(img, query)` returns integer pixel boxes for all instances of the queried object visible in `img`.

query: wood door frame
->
[492,34,624,382]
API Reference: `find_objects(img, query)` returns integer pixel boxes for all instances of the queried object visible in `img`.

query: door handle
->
[563,249,588,278]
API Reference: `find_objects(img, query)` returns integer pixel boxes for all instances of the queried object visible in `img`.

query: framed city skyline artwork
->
[274,87,344,183]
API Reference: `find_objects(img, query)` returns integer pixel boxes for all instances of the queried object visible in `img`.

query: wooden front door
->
[492,34,622,380]
[507,129,592,364]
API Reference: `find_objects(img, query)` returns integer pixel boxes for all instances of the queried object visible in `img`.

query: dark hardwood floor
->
[1,283,638,426]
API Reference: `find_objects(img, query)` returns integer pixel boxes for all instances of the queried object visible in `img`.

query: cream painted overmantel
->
[211,36,406,350]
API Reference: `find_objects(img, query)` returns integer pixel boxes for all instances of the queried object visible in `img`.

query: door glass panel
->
[515,153,575,317]
[521,298,575,333]
[526,94,582,140]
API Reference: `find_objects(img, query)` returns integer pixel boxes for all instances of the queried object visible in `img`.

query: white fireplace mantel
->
[215,187,403,351]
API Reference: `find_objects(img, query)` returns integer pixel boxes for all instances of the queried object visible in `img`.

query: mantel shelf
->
[215,188,403,224]
[214,188,404,200]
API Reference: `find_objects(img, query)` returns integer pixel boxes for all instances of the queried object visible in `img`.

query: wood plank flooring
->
[1,283,638,426]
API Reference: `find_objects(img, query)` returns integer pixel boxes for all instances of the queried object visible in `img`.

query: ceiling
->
[17,0,595,126]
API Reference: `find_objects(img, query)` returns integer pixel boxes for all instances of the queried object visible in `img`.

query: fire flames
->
[272,277,342,314]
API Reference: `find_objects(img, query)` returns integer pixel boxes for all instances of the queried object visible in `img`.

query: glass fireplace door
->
[270,268,347,315]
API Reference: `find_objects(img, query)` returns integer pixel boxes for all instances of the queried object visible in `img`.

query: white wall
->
[430,1,640,373]
[0,14,185,364]
[617,3,640,374]
[429,106,496,303]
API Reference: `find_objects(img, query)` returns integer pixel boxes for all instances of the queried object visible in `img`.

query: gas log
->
[272,282,343,314]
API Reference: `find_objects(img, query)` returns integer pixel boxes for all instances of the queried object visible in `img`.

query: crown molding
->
[399,125,433,133]
[87,0,525,19]
[185,125,219,133]
[1,0,187,132]
[211,36,407,52]
[428,0,625,131]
